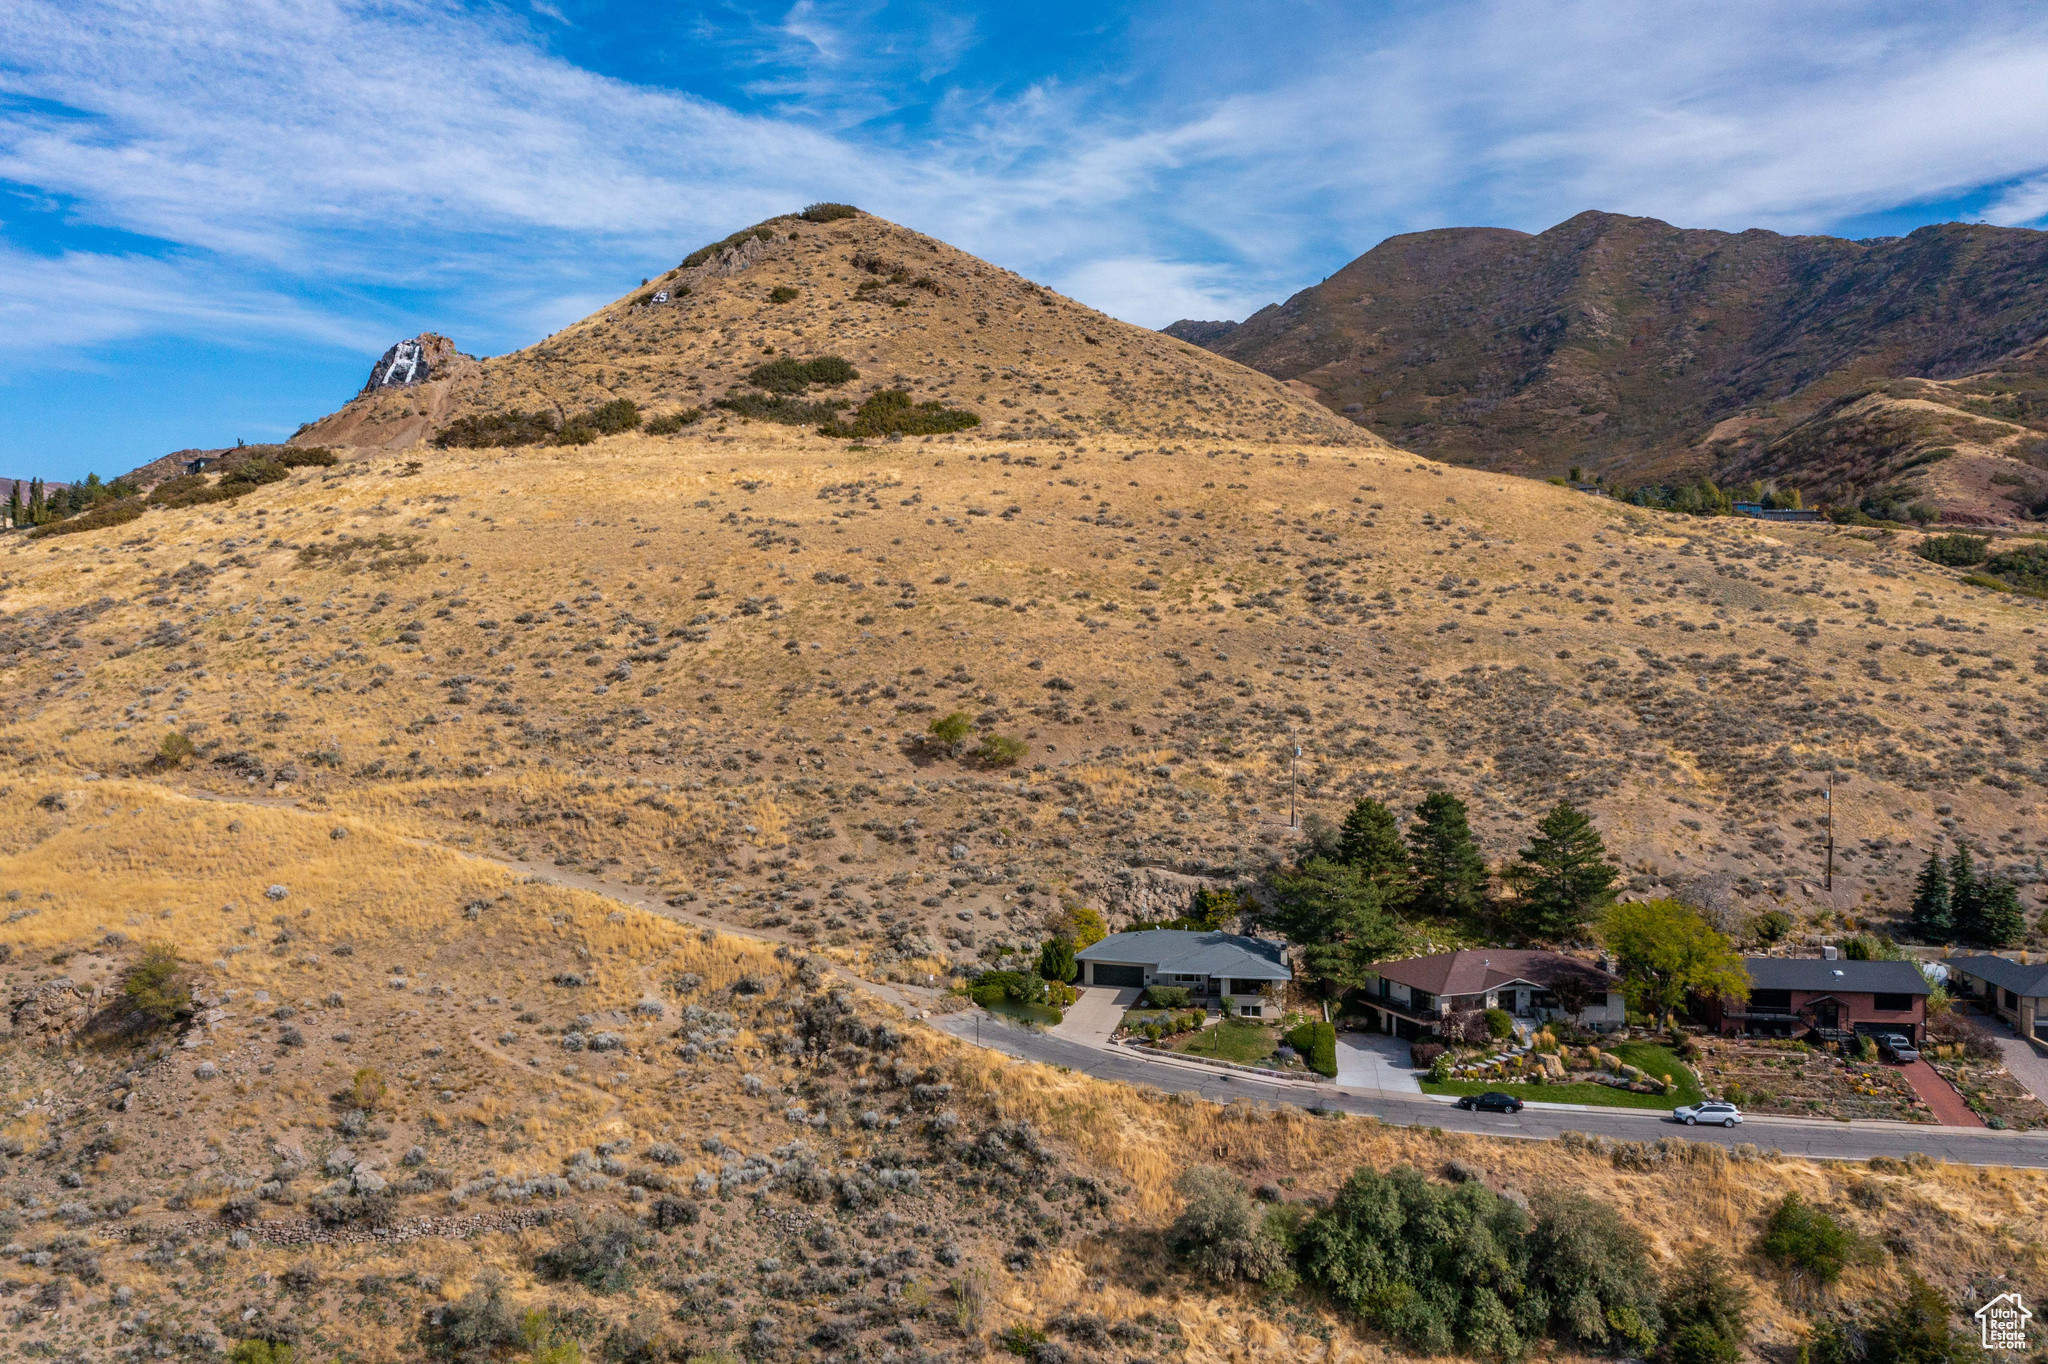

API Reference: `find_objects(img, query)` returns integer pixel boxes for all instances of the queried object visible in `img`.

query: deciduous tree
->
[1601,899,1749,1017]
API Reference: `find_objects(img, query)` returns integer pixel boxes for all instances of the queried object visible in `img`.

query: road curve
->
[933,1012,2048,1170]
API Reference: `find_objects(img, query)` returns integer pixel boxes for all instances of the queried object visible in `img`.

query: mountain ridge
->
[1167,210,2048,521]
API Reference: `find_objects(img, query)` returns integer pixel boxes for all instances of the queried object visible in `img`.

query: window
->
[1750,989,1793,1011]
[1872,993,1912,1012]
[2005,988,2020,1011]
[1238,1004,1263,1018]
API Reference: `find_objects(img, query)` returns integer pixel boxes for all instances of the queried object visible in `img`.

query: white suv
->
[1673,1100,1743,1128]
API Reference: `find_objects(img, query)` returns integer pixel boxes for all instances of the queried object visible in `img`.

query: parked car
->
[1877,1033,1921,1063]
[1454,1091,1525,1113]
[1672,1100,1743,1128]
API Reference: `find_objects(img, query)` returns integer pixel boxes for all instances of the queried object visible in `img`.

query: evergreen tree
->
[1949,844,1982,943]
[1264,858,1402,996]
[1505,802,1618,942]
[1337,797,1410,894]
[1976,878,2025,948]
[1908,849,1952,943]
[1406,790,1488,919]
[4,481,17,529]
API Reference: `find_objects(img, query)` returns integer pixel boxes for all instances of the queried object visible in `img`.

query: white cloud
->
[2,0,2047,355]
[0,242,372,357]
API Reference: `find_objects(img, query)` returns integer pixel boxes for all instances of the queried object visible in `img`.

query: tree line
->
[1909,843,2025,948]
[5,473,137,529]
[1262,792,1622,997]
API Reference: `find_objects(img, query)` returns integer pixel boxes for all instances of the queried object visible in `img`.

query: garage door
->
[1091,963,1145,988]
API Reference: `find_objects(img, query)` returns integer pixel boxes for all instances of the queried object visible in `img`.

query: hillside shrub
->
[799,202,858,222]
[433,409,559,448]
[746,356,858,393]
[147,474,233,509]
[1758,1193,1868,1285]
[219,458,288,492]
[1298,1164,1539,1356]
[715,393,849,425]
[536,1211,648,1293]
[1525,1189,1661,1353]
[1168,1166,1290,1283]
[1866,1273,1963,1364]
[768,285,800,304]
[1662,1244,1750,1364]
[1985,542,2048,595]
[123,942,192,1026]
[1286,1020,1338,1077]
[279,446,338,468]
[27,496,143,539]
[974,733,1028,767]
[579,398,643,435]
[818,388,980,438]
[643,407,703,435]
[153,732,197,769]
[1144,986,1192,1009]
[1915,533,1989,566]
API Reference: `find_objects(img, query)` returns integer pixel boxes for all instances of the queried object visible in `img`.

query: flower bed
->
[1418,1038,1703,1111]
[1927,1058,2048,1131]
[1691,1037,1930,1123]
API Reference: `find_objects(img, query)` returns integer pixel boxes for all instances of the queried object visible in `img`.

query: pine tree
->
[1907,849,1952,943]
[1505,801,1619,942]
[4,482,17,529]
[1337,797,1410,895]
[1406,790,1487,919]
[1949,844,1982,943]
[1976,878,2025,949]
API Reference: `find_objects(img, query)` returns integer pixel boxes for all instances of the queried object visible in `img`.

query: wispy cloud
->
[2,0,2046,363]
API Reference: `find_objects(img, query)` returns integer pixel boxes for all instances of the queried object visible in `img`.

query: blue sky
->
[5,0,2048,481]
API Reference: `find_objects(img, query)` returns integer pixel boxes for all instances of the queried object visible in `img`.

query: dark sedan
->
[1454,1091,1525,1113]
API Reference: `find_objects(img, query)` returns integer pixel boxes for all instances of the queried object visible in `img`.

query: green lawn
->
[1420,1041,1704,1111]
[1169,1017,1280,1064]
[982,999,1062,1027]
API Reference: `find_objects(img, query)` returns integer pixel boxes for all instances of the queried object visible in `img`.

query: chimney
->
[1821,944,1839,960]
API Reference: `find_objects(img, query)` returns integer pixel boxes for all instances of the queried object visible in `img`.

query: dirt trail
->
[180,785,943,1017]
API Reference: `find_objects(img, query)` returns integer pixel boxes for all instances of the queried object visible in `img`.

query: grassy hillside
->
[0,782,2043,1361]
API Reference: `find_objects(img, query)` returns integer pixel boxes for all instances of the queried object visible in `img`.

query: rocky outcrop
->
[360,334,462,394]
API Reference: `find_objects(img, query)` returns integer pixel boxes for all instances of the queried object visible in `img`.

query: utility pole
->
[1823,773,1835,892]
[1290,743,1301,830]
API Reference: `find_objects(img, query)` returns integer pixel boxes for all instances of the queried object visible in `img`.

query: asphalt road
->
[934,1013,2048,1169]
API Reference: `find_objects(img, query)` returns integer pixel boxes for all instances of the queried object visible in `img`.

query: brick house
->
[1706,957,1929,1042]
[1359,949,1626,1040]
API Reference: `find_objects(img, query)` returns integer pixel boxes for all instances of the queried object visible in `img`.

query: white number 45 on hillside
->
[1977,1293,2031,1350]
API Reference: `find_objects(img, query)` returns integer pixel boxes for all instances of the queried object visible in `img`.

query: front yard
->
[1691,1036,1931,1123]
[1420,1041,1704,1111]
[1167,1016,1283,1064]
[1928,1056,2048,1131]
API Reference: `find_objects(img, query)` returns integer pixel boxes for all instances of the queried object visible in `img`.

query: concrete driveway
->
[1335,1031,1423,1095]
[1981,1016,2048,1102]
[1050,985,1140,1046]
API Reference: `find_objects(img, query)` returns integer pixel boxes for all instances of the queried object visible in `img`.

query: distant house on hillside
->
[1359,949,1625,1039]
[1733,502,1824,523]
[183,456,218,476]
[1074,930,1290,1017]
[1704,957,1928,1042]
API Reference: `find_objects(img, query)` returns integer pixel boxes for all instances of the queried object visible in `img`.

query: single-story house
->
[1359,950,1626,1039]
[1945,955,2048,1041]
[1074,930,1291,1018]
[183,456,217,476]
[1704,957,1928,1042]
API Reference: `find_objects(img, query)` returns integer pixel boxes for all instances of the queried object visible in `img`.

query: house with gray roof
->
[1074,930,1291,1018]
[1947,956,2048,1041]
[1704,956,1929,1042]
